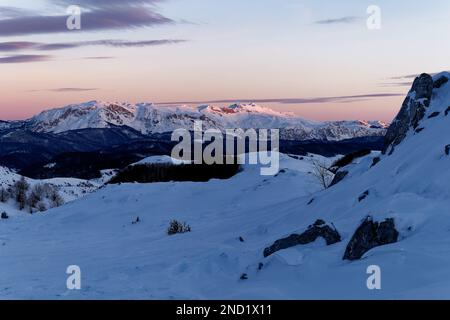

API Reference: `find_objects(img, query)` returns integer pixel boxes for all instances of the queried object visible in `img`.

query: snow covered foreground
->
[0,139,449,299]
[3,72,450,299]
[0,153,336,299]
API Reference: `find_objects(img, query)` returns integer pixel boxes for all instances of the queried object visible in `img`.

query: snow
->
[134,155,191,166]
[27,101,387,141]
[0,166,102,205]
[0,154,334,299]
[3,73,450,299]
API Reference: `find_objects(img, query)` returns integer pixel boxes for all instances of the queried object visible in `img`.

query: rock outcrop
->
[343,216,399,261]
[263,220,341,258]
[329,171,348,187]
[383,73,435,154]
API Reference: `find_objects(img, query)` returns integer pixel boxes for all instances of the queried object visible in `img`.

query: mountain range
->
[4,101,387,141]
[0,101,387,179]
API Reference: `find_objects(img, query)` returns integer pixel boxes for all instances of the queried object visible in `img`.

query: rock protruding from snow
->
[329,170,348,187]
[343,217,399,261]
[263,219,341,257]
[383,73,436,154]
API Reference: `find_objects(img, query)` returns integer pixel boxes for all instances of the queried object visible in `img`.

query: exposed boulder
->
[445,145,450,156]
[428,112,440,119]
[1,212,8,219]
[263,219,341,258]
[371,157,381,168]
[329,170,348,187]
[383,73,434,154]
[445,107,450,116]
[343,216,399,261]
[358,190,370,202]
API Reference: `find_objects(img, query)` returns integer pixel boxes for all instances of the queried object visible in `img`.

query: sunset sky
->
[1,0,450,121]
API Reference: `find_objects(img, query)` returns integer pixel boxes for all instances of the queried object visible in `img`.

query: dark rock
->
[330,149,371,173]
[343,216,399,261]
[383,73,433,154]
[274,169,287,177]
[413,73,434,99]
[132,216,140,224]
[415,127,425,133]
[1,212,8,219]
[263,219,341,258]
[240,273,248,280]
[258,263,264,271]
[329,171,349,187]
[428,112,440,119]
[358,190,370,202]
[446,107,450,116]
[371,157,381,168]
[445,145,450,156]
[433,75,449,89]
[239,236,245,242]
[307,198,314,205]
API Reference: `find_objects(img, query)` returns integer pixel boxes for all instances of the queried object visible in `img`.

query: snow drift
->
[2,72,450,299]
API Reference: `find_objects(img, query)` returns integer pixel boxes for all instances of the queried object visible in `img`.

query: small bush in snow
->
[37,202,47,212]
[0,187,10,203]
[167,220,191,235]
[12,176,29,210]
[49,187,64,208]
[27,184,44,209]
[9,180,64,213]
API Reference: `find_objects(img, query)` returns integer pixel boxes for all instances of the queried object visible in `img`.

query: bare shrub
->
[27,184,45,210]
[311,159,334,190]
[0,187,10,203]
[12,176,29,210]
[49,188,64,208]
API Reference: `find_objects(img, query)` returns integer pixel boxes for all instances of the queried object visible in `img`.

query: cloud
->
[0,55,52,64]
[388,71,450,80]
[0,42,37,52]
[50,88,99,92]
[29,88,99,92]
[54,0,163,8]
[82,56,115,60]
[0,6,173,37]
[379,82,413,88]
[0,6,36,18]
[158,93,404,105]
[314,16,360,25]
[0,39,186,52]
[388,74,419,80]
[381,71,450,87]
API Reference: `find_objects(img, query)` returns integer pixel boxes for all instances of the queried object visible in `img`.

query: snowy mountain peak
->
[24,101,387,140]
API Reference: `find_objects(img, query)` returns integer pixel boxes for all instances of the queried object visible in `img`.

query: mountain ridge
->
[2,101,388,141]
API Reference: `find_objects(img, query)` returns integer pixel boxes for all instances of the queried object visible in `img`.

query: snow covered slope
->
[0,153,336,299]
[2,72,450,299]
[26,101,387,141]
[0,166,102,212]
